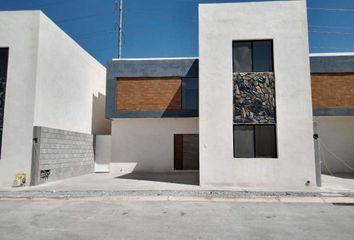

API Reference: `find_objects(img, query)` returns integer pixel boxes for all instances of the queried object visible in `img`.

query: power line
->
[312,46,353,51]
[57,11,114,23]
[308,7,354,12]
[309,30,354,36]
[309,25,354,31]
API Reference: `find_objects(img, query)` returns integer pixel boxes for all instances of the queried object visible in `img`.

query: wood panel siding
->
[116,78,182,110]
[312,73,354,108]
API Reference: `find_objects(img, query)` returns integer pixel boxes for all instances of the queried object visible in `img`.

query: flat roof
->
[310,52,354,57]
[111,57,199,61]
[109,53,354,75]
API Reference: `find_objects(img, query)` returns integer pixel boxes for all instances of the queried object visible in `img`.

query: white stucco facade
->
[199,1,317,187]
[111,118,198,172]
[0,11,109,187]
[315,116,354,174]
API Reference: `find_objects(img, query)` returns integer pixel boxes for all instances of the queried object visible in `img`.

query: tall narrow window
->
[232,41,277,158]
[0,48,9,158]
[182,78,198,110]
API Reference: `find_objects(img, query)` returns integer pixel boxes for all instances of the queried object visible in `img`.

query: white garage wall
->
[316,116,354,174]
[199,1,316,188]
[0,11,111,188]
[33,12,110,135]
[111,118,198,172]
[0,11,40,188]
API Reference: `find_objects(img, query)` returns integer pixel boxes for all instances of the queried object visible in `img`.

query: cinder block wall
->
[31,126,94,185]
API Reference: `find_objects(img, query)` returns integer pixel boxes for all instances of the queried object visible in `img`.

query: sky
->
[1,0,354,65]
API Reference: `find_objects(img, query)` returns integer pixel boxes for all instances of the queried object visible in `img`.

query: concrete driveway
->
[16,171,201,192]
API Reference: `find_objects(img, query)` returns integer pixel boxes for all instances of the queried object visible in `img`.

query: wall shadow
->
[115,172,200,186]
[322,173,354,179]
[91,92,111,135]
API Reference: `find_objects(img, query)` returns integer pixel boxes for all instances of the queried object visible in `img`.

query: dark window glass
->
[0,48,9,79]
[253,41,273,72]
[233,41,252,72]
[255,125,277,158]
[233,40,273,72]
[233,125,254,158]
[182,78,198,110]
[0,48,9,159]
[233,124,277,158]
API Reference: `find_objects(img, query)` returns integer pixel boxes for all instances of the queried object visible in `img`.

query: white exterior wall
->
[199,1,317,187]
[0,11,110,188]
[95,135,111,173]
[315,116,354,174]
[33,13,110,135]
[111,118,198,172]
[0,11,41,188]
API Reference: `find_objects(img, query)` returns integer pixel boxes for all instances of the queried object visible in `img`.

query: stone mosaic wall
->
[31,126,94,185]
[233,72,276,124]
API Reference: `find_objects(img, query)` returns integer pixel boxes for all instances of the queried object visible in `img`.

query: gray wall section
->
[106,59,199,119]
[107,59,199,78]
[31,126,94,185]
[313,108,354,116]
[310,55,354,73]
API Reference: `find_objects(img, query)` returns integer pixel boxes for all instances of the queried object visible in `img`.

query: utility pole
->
[118,0,123,58]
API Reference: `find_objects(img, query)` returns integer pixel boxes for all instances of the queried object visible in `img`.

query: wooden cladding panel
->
[116,78,181,110]
[312,73,354,108]
[174,134,199,170]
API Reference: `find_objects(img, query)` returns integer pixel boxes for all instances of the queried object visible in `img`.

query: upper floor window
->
[233,40,273,72]
[182,78,198,111]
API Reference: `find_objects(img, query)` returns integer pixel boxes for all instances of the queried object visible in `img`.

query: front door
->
[174,134,199,170]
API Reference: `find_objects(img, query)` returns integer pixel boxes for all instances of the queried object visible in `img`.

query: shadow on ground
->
[116,172,200,186]
[322,173,354,179]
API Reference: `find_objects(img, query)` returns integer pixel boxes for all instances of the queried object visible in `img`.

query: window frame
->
[233,124,278,159]
[232,40,274,73]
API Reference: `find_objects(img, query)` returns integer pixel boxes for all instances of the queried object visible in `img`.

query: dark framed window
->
[0,48,9,158]
[233,40,274,72]
[233,124,277,158]
[182,78,198,110]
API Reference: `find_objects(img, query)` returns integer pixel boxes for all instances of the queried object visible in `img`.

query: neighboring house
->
[106,1,354,188]
[311,53,354,175]
[0,11,110,188]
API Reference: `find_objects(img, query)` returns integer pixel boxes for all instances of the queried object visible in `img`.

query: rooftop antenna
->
[117,0,124,58]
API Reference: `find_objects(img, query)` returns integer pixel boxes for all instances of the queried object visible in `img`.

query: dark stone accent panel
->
[233,72,276,124]
[31,127,94,185]
[0,48,9,158]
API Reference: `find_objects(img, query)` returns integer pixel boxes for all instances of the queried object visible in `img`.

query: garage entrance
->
[174,134,199,170]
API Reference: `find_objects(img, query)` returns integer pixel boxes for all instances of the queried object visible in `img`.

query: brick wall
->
[312,73,354,108]
[116,78,181,110]
[31,126,94,185]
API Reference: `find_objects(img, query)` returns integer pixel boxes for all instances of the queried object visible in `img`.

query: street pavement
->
[0,199,353,240]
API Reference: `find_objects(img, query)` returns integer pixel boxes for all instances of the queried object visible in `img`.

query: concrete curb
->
[0,190,354,203]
